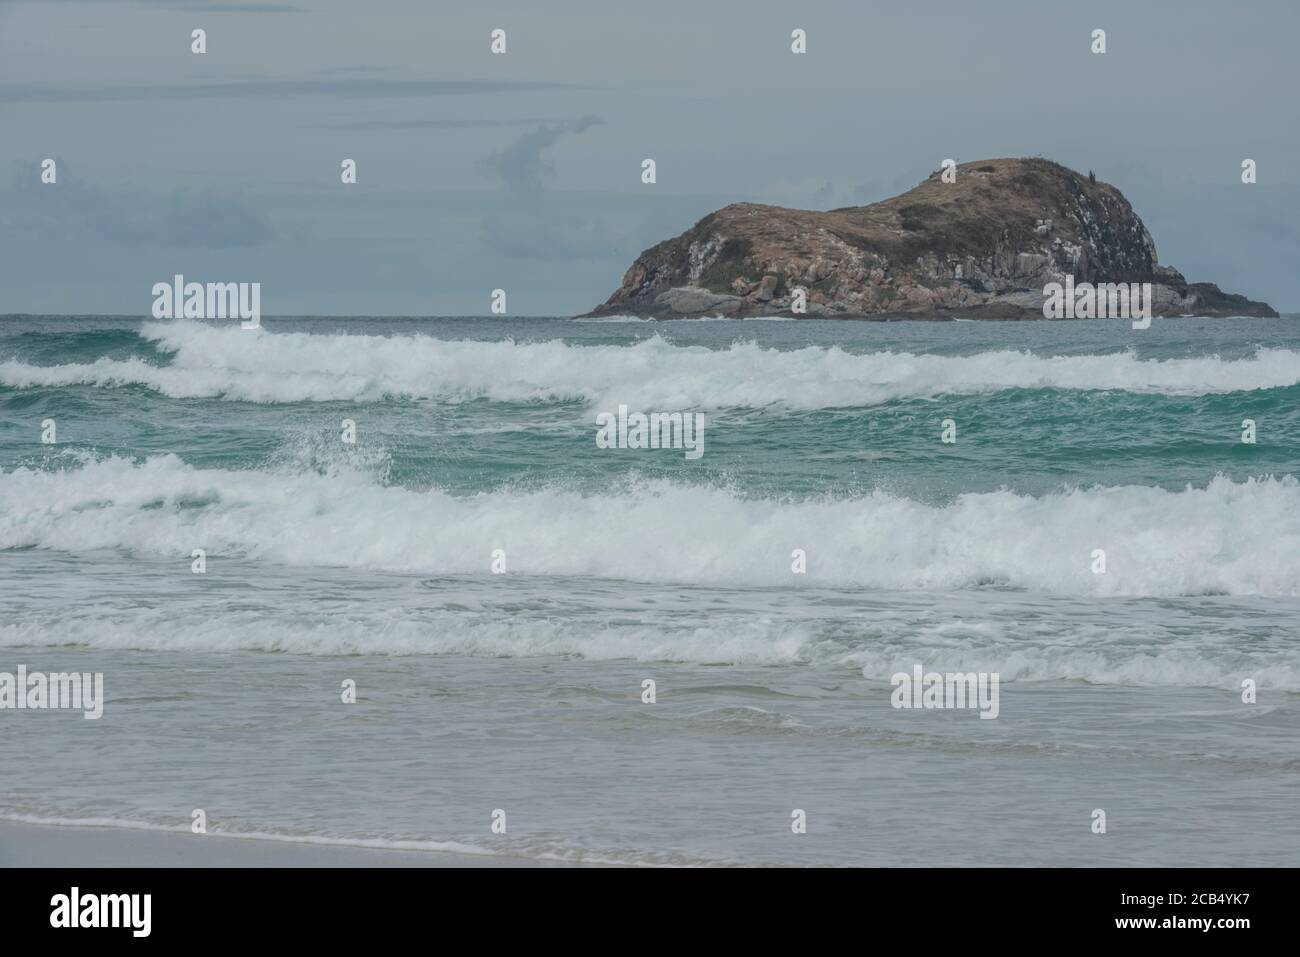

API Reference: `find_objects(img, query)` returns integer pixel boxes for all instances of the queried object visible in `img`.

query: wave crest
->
[1,321,1298,408]
[2,453,1298,597]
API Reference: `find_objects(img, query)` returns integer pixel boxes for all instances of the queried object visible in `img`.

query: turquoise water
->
[1,315,1298,865]
[4,315,1298,500]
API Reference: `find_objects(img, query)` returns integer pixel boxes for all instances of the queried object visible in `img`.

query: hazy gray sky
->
[2,0,1297,314]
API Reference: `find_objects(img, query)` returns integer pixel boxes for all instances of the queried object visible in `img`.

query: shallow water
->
[2,315,1298,865]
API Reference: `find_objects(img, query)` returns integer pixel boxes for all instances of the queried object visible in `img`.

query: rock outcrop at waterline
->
[581,158,1277,320]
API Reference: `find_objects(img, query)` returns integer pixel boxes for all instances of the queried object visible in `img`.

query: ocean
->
[1,314,1298,866]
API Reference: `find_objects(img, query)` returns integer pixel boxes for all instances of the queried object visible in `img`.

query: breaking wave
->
[2,452,1298,597]
[1,321,1298,408]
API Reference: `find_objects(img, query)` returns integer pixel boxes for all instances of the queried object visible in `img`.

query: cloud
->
[480,208,621,262]
[0,78,582,103]
[477,116,604,206]
[316,65,401,76]
[3,160,276,248]
[167,3,302,10]
[0,0,301,8]
[472,116,616,261]
[312,117,551,132]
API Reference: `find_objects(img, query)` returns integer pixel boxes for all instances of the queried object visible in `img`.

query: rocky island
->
[582,158,1276,320]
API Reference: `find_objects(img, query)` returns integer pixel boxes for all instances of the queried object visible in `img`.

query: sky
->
[1,0,1298,315]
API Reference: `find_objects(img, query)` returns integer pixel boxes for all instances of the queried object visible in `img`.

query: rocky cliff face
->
[583,158,1277,320]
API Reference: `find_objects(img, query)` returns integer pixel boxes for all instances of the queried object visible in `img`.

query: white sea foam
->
[2,452,1298,598]
[5,596,1297,688]
[0,811,714,866]
[1,321,1298,408]
[573,314,652,323]
[0,811,495,858]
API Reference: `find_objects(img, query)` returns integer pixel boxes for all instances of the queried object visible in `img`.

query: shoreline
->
[0,820,590,868]
[574,309,1288,322]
